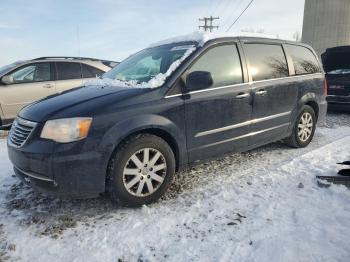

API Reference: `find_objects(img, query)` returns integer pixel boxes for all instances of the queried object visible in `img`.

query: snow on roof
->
[149,31,280,48]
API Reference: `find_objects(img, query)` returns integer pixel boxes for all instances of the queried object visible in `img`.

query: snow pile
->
[1,125,350,261]
[84,46,196,89]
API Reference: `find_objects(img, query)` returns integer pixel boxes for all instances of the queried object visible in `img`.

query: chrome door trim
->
[195,111,291,138]
[235,93,250,99]
[255,90,267,95]
[194,123,290,150]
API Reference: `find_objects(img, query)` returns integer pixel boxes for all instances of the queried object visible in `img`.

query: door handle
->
[235,93,250,99]
[43,84,54,88]
[255,90,267,96]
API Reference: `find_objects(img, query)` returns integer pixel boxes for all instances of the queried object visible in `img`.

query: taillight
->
[324,78,328,96]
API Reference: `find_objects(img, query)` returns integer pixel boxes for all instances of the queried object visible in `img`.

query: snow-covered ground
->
[1,113,350,262]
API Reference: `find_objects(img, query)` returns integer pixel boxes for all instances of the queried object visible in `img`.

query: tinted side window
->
[81,64,104,78]
[285,45,321,75]
[187,44,243,88]
[10,63,51,83]
[245,44,289,81]
[56,62,82,80]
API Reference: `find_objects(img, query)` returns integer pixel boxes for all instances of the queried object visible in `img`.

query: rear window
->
[245,44,289,81]
[81,64,104,78]
[56,62,82,80]
[285,45,321,75]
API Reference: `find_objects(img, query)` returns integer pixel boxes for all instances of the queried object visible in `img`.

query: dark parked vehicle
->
[7,36,327,206]
[322,46,350,111]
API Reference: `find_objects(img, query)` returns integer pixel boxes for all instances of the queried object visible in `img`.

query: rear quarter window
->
[244,44,289,81]
[285,45,321,75]
[56,62,82,80]
[81,64,104,78]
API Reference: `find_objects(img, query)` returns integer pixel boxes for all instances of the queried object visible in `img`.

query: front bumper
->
[7,138,107,198]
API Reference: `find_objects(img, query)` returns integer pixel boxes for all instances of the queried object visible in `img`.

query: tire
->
[107,133,175,207]
[284,105,316,148]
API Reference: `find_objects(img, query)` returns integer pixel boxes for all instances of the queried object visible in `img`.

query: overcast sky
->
[0,0,305,66]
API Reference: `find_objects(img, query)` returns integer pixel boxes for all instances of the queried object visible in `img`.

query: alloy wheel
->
[122,148,167,197]
[298,112,313,142]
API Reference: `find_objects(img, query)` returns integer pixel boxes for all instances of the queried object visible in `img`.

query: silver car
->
[0,57,118,126]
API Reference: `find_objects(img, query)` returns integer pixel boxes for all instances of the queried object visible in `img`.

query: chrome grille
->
[9,118,37,147]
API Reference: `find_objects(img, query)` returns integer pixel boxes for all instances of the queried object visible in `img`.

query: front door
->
[183,43,252,163]
[0,62,55,119]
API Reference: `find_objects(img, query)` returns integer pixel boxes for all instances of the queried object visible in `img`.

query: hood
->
[321,46,350,73]
[19,85,151,122]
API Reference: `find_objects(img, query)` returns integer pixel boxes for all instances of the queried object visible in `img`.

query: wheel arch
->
[114,127,181,172]
[99,114,188,188]
[297,93,319,121]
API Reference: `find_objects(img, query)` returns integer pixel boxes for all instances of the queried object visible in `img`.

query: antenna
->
[76,25,81,57]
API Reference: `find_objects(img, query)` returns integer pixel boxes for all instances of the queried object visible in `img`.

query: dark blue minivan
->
[7,35,327,206]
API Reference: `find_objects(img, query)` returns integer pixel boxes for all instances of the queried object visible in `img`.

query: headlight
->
[40,118,92,143]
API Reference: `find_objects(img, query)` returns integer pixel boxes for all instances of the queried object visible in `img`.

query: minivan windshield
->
[102,43,197,88]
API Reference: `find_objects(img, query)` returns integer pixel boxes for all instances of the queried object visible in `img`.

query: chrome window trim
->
[164,73,323,98]
[249,72,323,85]
[194,123,290,151]
[195,111,291,138]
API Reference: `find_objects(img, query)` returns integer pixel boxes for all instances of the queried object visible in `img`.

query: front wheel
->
[107,134,175,207]
[284,105,316,148]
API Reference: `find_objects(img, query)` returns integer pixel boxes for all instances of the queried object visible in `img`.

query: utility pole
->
[199,16,219,32]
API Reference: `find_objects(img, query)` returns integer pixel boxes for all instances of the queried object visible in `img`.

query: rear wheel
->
[107,134,175,206]
[284,105,316,148]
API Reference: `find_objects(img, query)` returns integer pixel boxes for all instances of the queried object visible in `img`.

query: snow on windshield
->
[85,46,196,89]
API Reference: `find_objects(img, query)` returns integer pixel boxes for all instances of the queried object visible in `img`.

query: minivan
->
[0,57,117,126]
[7,34,327,206]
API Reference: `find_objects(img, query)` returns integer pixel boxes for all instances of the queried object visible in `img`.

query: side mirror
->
[1,75,14,85]
[186,71,213,92]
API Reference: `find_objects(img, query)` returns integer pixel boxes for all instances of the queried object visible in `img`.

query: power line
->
[226,0,254,32]
[206,0,218,16]
[211,0,225,16]
[199,16,220,32]
[220,0,244,29]
[215,0,234,19]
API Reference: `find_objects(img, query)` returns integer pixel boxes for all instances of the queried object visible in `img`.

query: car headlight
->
[40,118,92,143]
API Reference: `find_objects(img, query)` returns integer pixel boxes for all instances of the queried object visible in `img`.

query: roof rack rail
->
[33,56,117,63]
